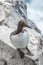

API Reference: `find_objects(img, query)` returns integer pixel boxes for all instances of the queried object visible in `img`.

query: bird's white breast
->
[10,30,29,48]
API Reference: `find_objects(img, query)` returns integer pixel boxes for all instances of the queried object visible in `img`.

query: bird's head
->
[18,20,32,29]
[10,20,32,36]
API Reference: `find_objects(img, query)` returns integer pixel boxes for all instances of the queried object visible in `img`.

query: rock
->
[0,0,27,29]
[28,19,41,33]
[0,58,7,65]
[0,5,5,22]
[0,40,36,65]
[0,0,41,33]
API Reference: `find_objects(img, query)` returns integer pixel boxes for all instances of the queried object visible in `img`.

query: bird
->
[10,20,33,59]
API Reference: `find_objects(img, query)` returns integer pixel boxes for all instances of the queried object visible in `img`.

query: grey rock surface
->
[0,0,41,34]
[28,19,41,33]
[0,40,37,65]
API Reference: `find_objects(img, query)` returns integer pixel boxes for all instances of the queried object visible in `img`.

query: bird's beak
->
[25,24,32,29]
[27,25,32,29]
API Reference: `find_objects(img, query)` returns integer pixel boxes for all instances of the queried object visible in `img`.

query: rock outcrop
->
[0,40,37,65]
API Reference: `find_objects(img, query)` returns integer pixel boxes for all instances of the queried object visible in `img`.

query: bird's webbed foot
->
[26,47,33,56]
[17,48,25,59]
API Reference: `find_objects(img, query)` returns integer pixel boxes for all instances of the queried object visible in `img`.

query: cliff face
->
[0,0,27,28]
[0,0,43,65]
[0,0,41,33]
[0,40,37,65]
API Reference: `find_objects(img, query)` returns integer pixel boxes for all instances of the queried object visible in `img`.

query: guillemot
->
[10,20,33,59]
